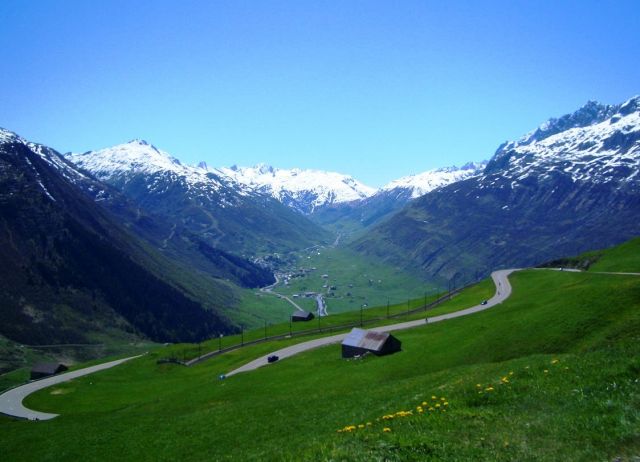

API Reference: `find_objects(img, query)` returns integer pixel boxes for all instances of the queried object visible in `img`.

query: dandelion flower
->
[431,395,437,400]
[383,427,391,433]
[422,401,428,406]
[544,369,549,373]
[551,359,559,364]
[444,402,449,406]
[358,424,364,429]
[509,371,514,375]
[476,384,482,388]
[429,407,435,411]
[366,422,372,426]
[441,397,446,401]
[435,403,441,408]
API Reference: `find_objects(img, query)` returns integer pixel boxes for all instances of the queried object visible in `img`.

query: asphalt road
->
[0,355,142,420]
[227,269,517,377]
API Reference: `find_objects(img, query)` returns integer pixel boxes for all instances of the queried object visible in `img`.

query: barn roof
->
[342,328,390,352]
[31,363,66,374]
[292,310,313,319]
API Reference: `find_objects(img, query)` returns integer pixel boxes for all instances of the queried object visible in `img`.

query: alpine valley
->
[1,95,639,369]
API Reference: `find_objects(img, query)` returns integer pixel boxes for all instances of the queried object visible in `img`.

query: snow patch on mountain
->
[381,162,486,198]
[67,140,233,197]
[486,95,640,184]
[210,163,376,213]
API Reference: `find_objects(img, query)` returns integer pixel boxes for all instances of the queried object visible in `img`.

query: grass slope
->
[589,236,640,273]
[2,264,639,460]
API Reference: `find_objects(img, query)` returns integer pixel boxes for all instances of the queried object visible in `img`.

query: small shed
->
[30,362,68,380]
[341,328,401,359]
[291,310,315,322]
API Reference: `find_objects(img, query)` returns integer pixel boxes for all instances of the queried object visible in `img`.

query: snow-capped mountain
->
[485,96,640,184]
[381,162,487,199]
[68,140,234,202]
[209,163,376,214]
[67,141,330,255]
[0,127,243,345]
[353,95,640,281]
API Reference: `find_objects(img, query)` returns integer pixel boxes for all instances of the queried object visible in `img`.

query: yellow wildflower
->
[366,422,372,426]
[383,427,391,433]
[476,383,482,388]
[429,407,434,411]
[444,402,449,406]
[422,401,428,406]
[431,395,437,400]
[440,397,446,401]
[358,424,365,429]
[544,369,549,373]
[435,403,441,408]
[551,359,559,364]
[509,371,514,375]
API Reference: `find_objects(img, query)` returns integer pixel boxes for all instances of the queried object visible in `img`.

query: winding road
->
[0,355,142,420]
[4,267,632,419]
[259,273,307,313]
[227,269,516,376]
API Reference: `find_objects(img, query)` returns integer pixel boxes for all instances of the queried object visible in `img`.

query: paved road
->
[227,270,516,377]
[0,355,142,420]
[260,273,306,312]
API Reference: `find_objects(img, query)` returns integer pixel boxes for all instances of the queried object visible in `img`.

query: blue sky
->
[1,1,638,187]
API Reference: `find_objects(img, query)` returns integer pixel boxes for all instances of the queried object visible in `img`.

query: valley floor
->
[1,252,639,461]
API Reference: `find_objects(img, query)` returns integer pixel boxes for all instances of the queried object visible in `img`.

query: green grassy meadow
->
[268,246,436,313]
[1,241,639,461]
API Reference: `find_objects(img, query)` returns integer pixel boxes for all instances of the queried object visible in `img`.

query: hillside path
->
[0,355,142,421]
[260,273,306,312]
[227,269,517,377]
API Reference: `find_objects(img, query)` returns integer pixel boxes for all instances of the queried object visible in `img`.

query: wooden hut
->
[341,328,401,358]
[30,363,68,380]
[291,310,315,322]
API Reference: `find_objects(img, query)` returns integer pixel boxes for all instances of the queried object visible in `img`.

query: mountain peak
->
[254,163,275,175]
[216,164,376,213]
[485,94,640,179]
[381,162,486,198]
[0,127,20,144]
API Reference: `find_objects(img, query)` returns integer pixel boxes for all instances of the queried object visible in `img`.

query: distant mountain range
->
[353,95,640,281]
[1,94,638,349]
[68,141,331,257]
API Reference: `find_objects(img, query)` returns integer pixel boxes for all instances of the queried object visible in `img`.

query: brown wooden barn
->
[341,328,401,358]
